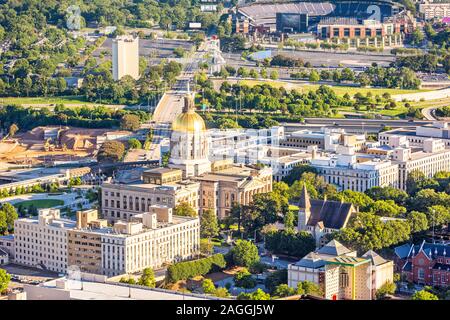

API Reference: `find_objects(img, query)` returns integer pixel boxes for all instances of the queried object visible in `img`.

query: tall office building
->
[112,35,140,81]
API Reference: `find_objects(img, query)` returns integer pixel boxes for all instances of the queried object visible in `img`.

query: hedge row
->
[167,254,226,283]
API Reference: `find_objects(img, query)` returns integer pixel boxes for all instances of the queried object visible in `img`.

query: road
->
[421,106,438,121]
[392,87,450,102]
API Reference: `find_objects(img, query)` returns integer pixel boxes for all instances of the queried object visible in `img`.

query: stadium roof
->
[238,2,336,25]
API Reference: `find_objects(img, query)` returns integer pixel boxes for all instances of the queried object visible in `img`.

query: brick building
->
[394,241,450,287]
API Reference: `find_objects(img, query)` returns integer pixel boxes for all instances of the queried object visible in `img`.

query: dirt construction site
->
[0,126,108,167]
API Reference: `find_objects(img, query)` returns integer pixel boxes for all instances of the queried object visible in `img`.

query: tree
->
[138,268,155,288]
[269,70,279,80]
[249,69,259,79]
[230,202,243,235]
[174,202,197,217]
[368,200,406,217]
[409,28,424,47]
[273,284,296,298]
[97,141,125,163]
[214,287,230,298]
[0,269,10,294]
[231,240,260,268]
[237,288,271,300]
[234,268,256,289]
[309,70,320,82]
[202,278,216,294]
[365,186,408,204]
[407,211,429,233]
[296,281,323,296]
[264,230,315,258]
[127,138,142,149]
[8,123,19,137]
[200,209,219,239]
[406,170,426,195]
[0,211,7,235]
[200,238,214,255]
[411,290,439,300]
[120,114,140,131]
[0,203,18,233]
[376,281,396,299]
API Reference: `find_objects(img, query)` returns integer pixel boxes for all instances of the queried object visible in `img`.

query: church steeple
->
[299,183,311,211]
[298,183,312,232]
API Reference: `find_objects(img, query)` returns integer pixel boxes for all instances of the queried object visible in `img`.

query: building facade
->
[14,208,200,276]
[288,240,392,300]
[298,184,356,246]
[112,35,139,81]
[389,137,450,190]
[311,144,399,192]
[394,241,450,287]
[419,1,450,19]
[379,122,450,149]
[14,209,76,273]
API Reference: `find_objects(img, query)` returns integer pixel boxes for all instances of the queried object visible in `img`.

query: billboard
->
[276,13,309,33]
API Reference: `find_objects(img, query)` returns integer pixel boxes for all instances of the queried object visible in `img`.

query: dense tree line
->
[196,79,354,118]
[0,1,221,32]
[225,167,450,256]
[0,104,150,132]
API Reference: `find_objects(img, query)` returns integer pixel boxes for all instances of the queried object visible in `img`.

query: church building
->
[298,184,356,246]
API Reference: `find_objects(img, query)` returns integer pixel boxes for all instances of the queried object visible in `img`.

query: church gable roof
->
[306,199,353,230]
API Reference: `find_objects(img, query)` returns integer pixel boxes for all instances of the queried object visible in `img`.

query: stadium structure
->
[230,0,416,45]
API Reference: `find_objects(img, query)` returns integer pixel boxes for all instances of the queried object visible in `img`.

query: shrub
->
[202,278,216,294]
[167,254,226,283]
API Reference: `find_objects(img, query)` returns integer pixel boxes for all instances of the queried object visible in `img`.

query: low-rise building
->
[24,275,216,300]
[288,240,393,300]
[419,0,450,20]
[394,240,450,287]
[0,234,15,259]
[101,177,201,222]
[0,248,8,265]
[379,122,450,148]
[362,250,394,298]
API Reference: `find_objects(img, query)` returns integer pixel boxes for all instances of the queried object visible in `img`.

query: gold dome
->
[171,95,206,132]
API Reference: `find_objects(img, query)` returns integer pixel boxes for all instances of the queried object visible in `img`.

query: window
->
[418,268,425,280]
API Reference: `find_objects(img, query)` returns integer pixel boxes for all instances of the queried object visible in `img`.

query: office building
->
[14,209,76,273]
[112,35,139,81]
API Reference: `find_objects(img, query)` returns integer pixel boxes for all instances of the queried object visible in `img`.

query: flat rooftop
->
[143,168,181,175]
[30,278,212,300]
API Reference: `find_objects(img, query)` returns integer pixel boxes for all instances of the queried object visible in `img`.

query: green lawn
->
[0,95,89,105]
[239,80,427,96]
[0,96,125,108]
[13,199,64,209]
